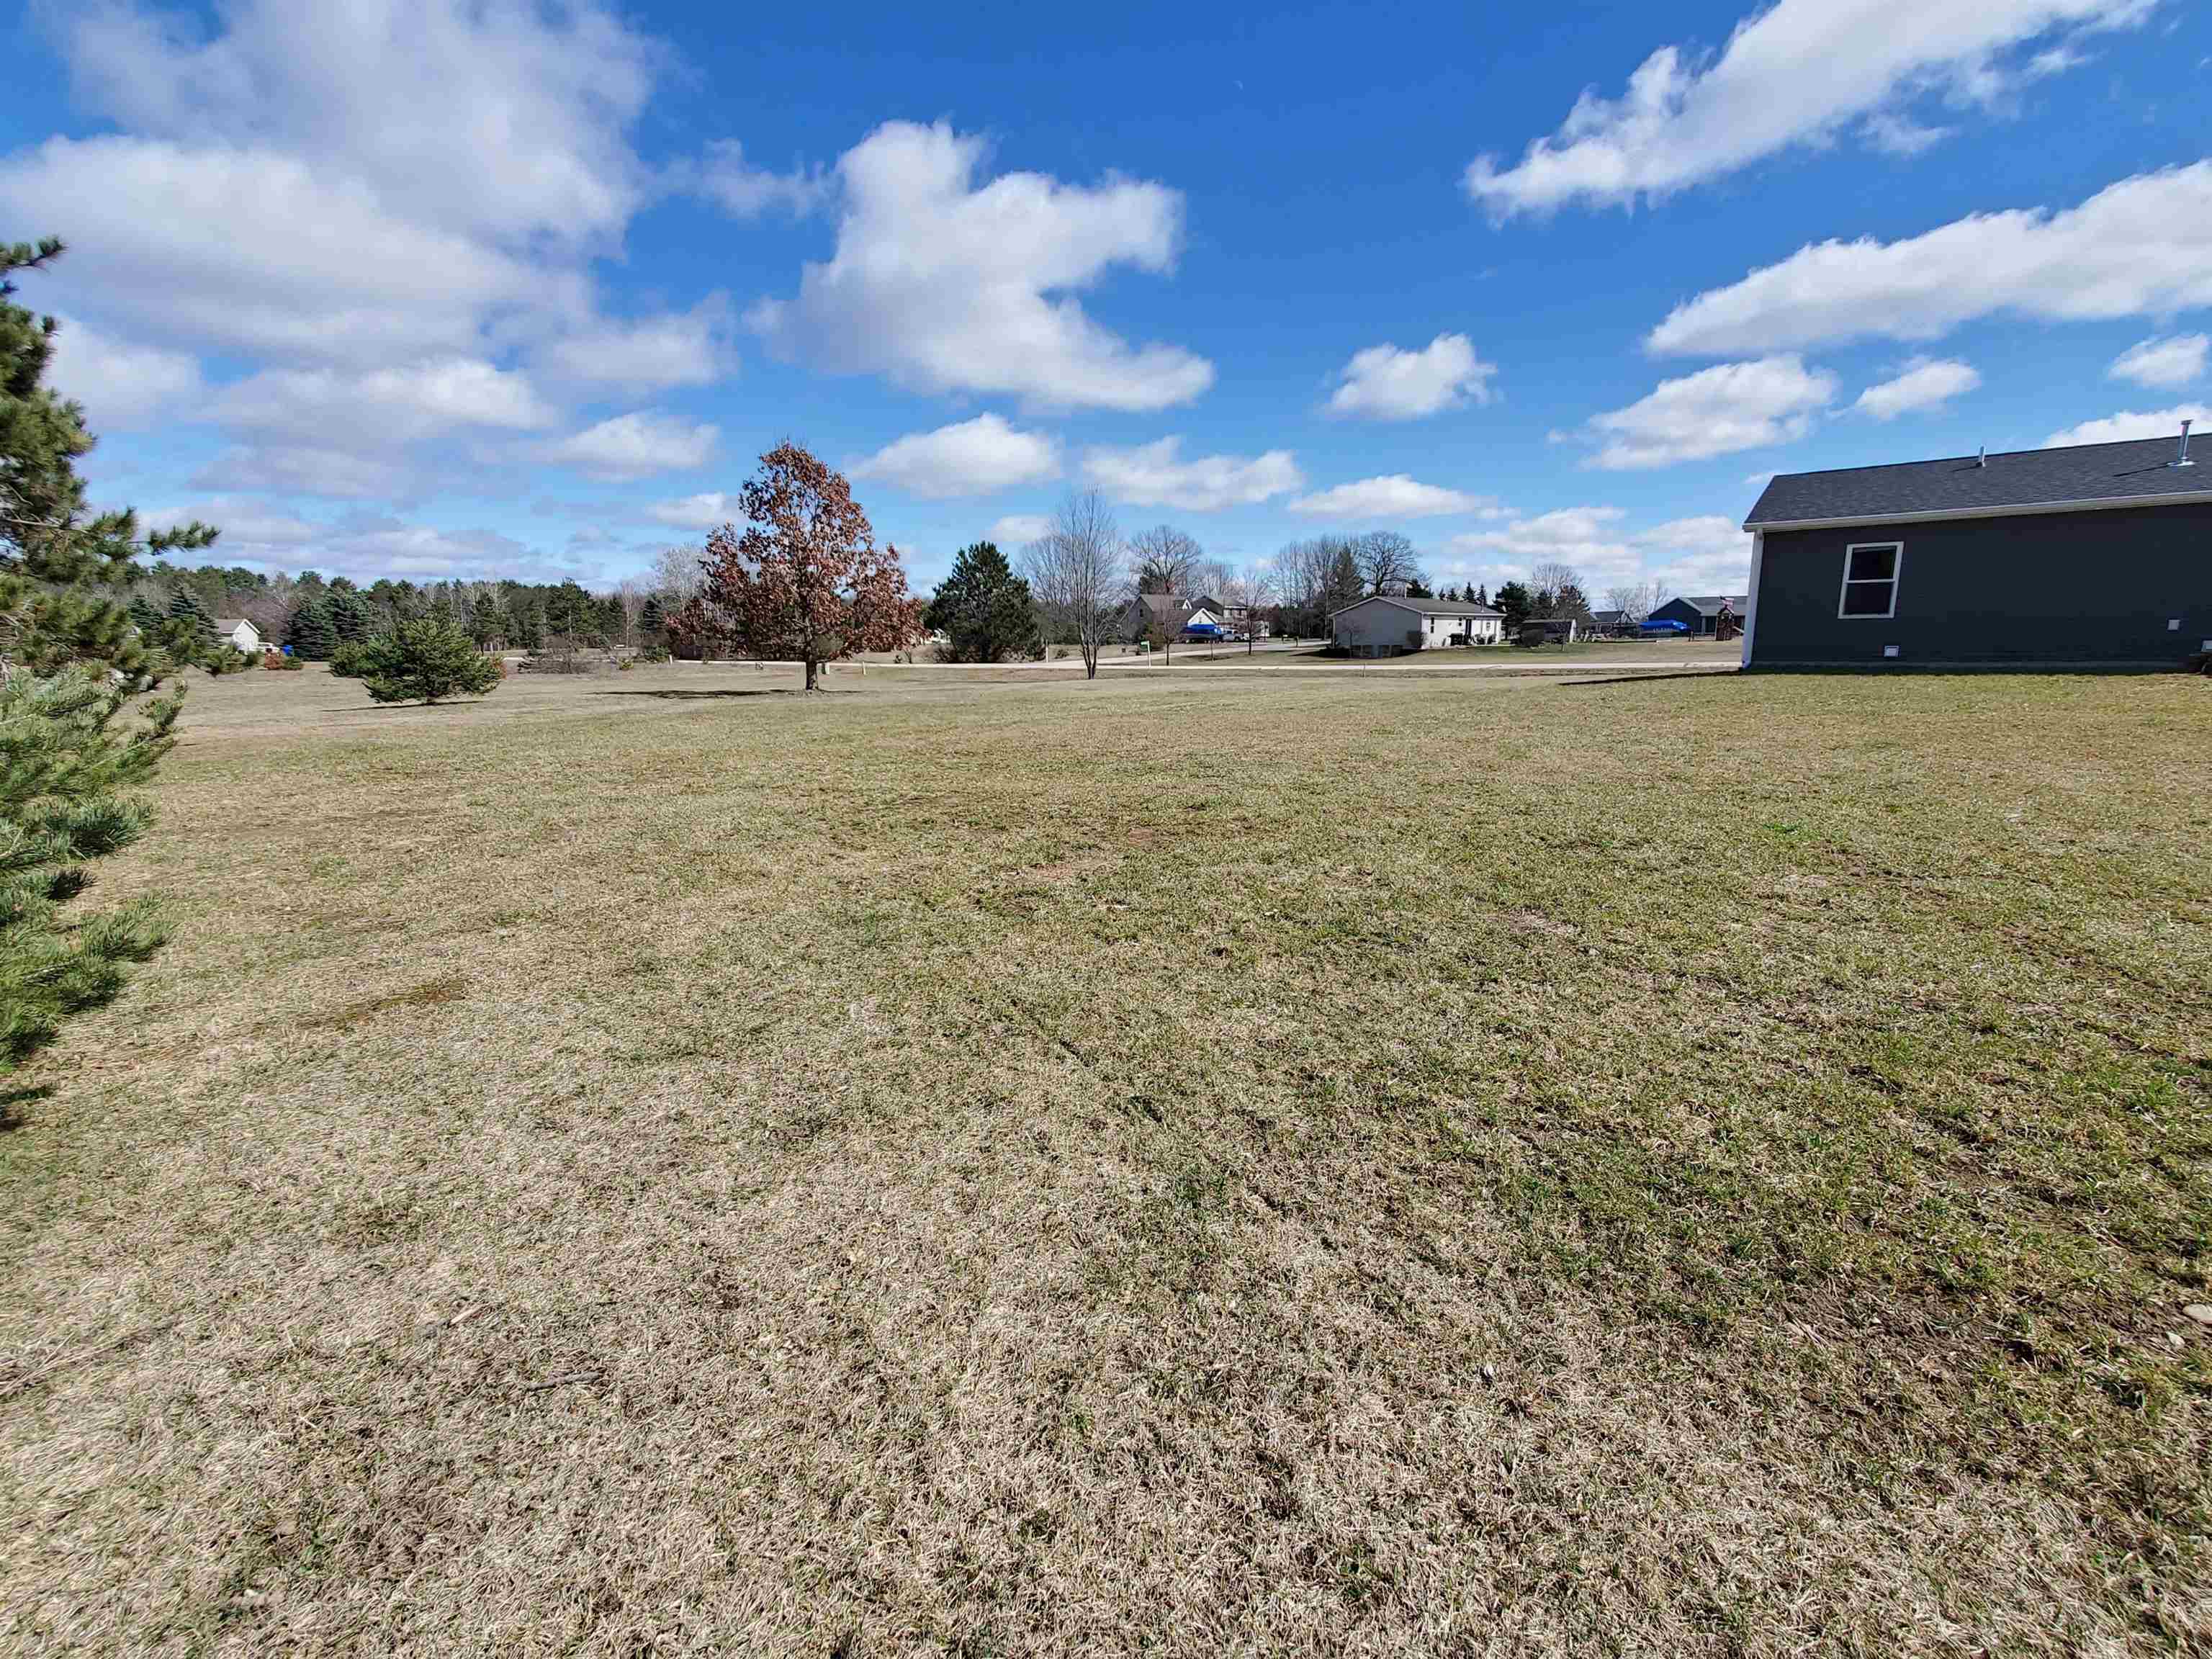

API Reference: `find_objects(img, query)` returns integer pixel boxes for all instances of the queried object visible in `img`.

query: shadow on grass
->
[0,1084,53,1132]
[1558,668,1743,688]
[591,687,848,701]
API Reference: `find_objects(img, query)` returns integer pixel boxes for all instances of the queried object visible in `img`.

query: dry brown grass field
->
[2,661,2208,1656]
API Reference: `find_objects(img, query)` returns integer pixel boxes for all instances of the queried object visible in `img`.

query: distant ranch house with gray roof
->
[1741,426,2211,670]
[1329,594,1503,656]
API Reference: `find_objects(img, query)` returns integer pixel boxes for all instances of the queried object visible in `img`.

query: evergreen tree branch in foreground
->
[1,236,231,1079]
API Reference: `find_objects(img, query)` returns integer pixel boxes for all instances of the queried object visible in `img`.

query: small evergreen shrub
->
[328,639,374,679]
[359,616,503,705]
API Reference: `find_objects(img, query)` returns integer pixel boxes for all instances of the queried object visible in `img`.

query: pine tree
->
[0,237,228,1077]
[1493,580,1533,637]
[358,614,503,705]
[166,583,215,640]
[468,590,503,647]
[505,592,543,651]
[638,594,665,642]
[329,588,372,641]
[924,541,1040,662]
[286,596,338,660]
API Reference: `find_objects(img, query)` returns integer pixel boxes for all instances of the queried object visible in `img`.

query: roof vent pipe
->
[2177,419,2195,468]
[1976,444,1986,467]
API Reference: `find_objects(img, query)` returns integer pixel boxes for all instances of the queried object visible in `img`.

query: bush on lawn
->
[348,616,503,705]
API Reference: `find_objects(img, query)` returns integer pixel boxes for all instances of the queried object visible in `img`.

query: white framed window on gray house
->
[1838,541,1902,619]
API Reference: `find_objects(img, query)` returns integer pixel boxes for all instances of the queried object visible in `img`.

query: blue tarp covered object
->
[1640,618,1690,633]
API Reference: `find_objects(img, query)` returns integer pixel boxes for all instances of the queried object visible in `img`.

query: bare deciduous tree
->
[1529,560,1581,603]
[1021,490,1125,680]
[1601,580,1663,626]
[1192,555,1236,600]
[1354,530,1422,595]
[1277,536,1362,636]
[651,543,707,607]
[1129,525,1202,595]
[1227,562,1277,655]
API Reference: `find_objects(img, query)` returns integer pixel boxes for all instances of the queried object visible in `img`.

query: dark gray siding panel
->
[1748,502,2212,667]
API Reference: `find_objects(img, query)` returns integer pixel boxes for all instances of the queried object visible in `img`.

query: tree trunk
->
[804,656,819,691]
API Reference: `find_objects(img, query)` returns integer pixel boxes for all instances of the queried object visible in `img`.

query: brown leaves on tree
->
[677,442,922,690]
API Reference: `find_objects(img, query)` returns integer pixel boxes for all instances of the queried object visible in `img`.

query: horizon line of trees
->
[139,516,1692,670]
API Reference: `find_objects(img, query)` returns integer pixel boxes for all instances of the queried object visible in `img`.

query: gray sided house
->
[1743,428,2211,670]
[1647,595,1747,636]
[1125,590,1256,640]
[1330,595,1504,656]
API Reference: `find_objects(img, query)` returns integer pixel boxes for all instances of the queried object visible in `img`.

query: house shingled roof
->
[1328,594,1503,619]
[1745,431,2208,528]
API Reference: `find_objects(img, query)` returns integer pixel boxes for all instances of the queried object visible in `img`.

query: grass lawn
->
[2,662,2207,1655]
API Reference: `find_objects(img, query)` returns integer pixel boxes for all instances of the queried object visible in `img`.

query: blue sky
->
[4,0,2208,603]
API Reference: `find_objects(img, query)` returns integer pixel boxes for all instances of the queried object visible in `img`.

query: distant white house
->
[1329,595,1504,656]
[211,616,263,654]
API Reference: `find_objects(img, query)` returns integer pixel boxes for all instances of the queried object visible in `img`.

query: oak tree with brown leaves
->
[680,443,922,690]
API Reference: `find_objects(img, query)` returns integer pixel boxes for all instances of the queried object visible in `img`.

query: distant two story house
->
[1126,590,1267,640]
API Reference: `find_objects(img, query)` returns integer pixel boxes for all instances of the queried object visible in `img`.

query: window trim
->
[1837,540,1903,620]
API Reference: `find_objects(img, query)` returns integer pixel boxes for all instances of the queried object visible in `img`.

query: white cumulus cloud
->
[2042,405,2209,446]
[1646,163,2212,357]
[1287,475,1498,519]
[2108,333,2208,390]
[1632,515,1755,596]
[1467,0,2153,217]
[1588,356,1835,469]
[541,296,736,392]
[212,358,557,442]
[1326,333,1496,420]
[1080,438,1301,512]
[41,311,202,429]
[1442,506,1753,595]
[644,492,739,531]
[0,0,793,554]
[849,413,1060,499]
[1445,506,1640,589]
[548,411,717,482]
[1853,358,1980,420]
[989,514,1053,546]
[693,139,830,218]
[0,136,547,362]
[750,121,1213,412]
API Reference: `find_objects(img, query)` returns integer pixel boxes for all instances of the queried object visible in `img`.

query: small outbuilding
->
[1329,595,1504,656]
[1743,426,2210,669]
[212,616,263,654]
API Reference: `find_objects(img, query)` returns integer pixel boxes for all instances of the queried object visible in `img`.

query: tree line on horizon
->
[142,520,1647,669]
